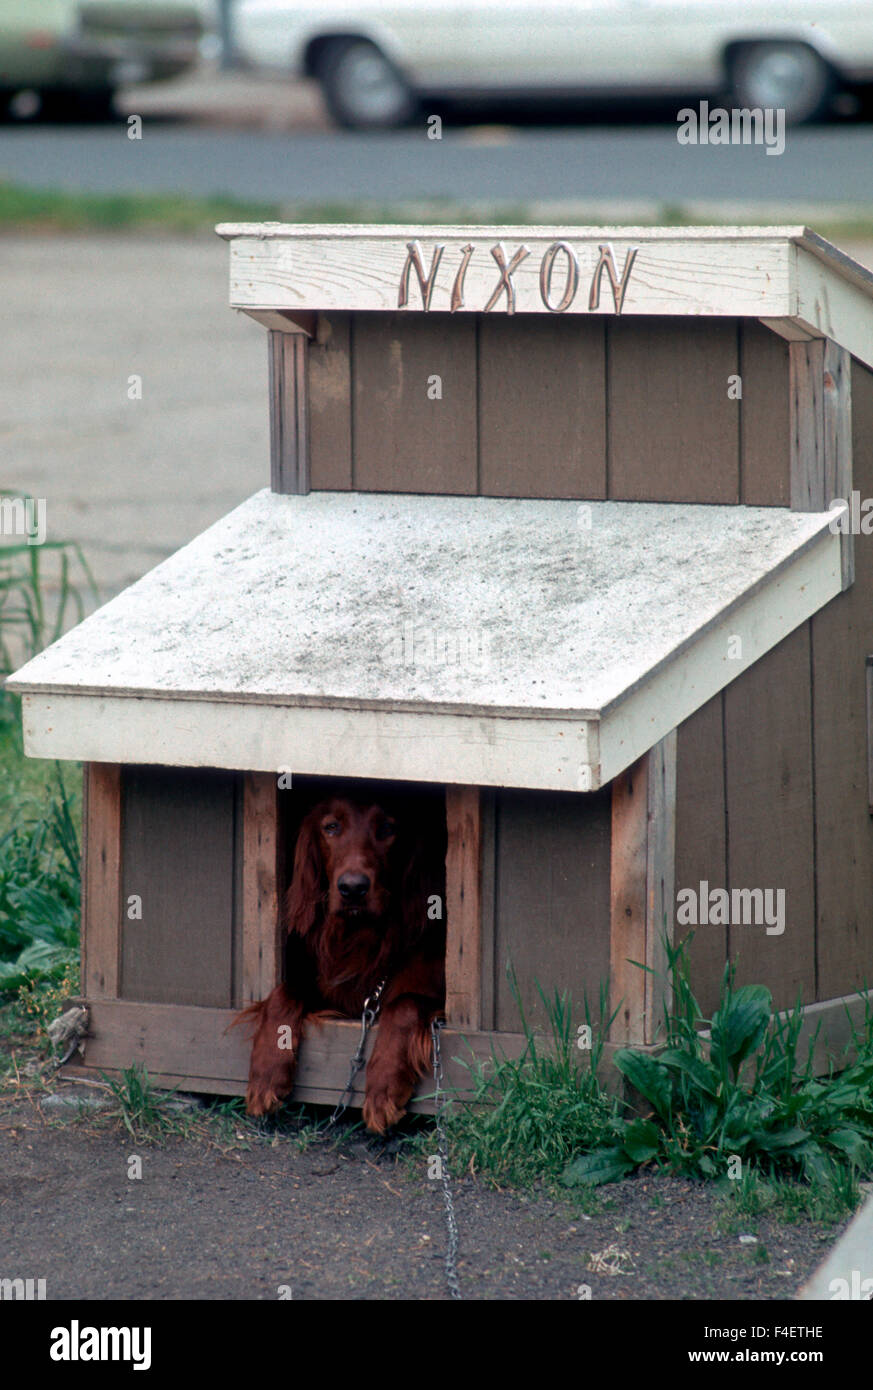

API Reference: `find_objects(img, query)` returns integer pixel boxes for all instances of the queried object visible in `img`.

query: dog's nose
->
[338,873,370,903]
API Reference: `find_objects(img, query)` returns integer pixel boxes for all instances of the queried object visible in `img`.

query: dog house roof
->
[8,489,840,791]
[216,224,873,368]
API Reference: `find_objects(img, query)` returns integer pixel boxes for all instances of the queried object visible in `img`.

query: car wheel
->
[729,42,834,126]
[40,87,118,123]
[316,39,415,130]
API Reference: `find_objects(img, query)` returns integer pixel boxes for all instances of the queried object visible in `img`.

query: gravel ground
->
[0,1081,850,1302]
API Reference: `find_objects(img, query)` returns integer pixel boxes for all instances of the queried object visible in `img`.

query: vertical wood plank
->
[740,320,791,506]
[444,786,482,1029]
[241,772,282,1006]
[609,735,676,1046]
[645,730,676,1045]
[813,360,873,1001]
[352,315,477,493]
[867,657,873,816]
[82,763,122,999]
[477,788,497,1032]
[478,317,606,498]
[724,627,815,1009]
[309,313,353,490]
[120,768,235,1007]
[494,788,612,1032]
[823,339,854,590]
[269,329,310,495]
[790,339,826,509]
[790,337,852,588]
[675,695,728,1018]
[609,757,649,1046]
[607,318,739,502]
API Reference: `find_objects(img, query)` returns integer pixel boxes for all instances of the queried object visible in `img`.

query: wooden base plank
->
[62,999,530,1110]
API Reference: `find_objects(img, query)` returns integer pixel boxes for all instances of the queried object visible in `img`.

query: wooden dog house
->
[8,225,873,1108]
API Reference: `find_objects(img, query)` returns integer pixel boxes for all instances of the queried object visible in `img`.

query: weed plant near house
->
[0,528,93,995]
[435,943,873,1208]
[560,941,873,1191]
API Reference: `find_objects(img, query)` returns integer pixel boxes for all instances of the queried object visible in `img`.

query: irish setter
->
[240,793,446,1134]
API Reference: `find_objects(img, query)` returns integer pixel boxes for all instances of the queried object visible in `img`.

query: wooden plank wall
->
[674,364,873,1013]
[307,314,790,502]
[490,788,612,1034]
[120,767,237,1007]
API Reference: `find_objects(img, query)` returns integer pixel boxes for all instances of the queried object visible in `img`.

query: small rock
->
[41,1087,111,1113]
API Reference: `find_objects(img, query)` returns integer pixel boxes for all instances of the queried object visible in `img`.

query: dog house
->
[8,224,873,1109]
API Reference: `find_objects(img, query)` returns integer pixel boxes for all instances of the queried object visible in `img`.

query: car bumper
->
[59,30,202,87]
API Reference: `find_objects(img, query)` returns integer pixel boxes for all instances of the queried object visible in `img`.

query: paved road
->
[3,121,873,207]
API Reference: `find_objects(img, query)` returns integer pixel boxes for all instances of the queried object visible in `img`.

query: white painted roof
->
[7,491,841,789]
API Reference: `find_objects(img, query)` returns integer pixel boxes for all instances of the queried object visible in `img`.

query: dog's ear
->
[285,807,325,937]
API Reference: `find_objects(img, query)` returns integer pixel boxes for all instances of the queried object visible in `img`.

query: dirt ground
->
[0,1078,852,1302]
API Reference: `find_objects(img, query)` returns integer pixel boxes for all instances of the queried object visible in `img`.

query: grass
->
[417,971,622,1195]
[3,180,873,239]
[0,521,96,998]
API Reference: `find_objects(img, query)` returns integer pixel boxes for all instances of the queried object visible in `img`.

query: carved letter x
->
[483,243,530,314]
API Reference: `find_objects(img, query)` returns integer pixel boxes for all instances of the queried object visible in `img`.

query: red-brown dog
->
[240,794,446,1133]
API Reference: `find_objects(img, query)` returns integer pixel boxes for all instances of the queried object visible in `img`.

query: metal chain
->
[320,985,461,1300]
[431,1018,462,1300]
[326,978,387,1128]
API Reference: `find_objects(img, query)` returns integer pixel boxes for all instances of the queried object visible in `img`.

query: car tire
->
[316,39,415,130]
[729,42,834,126]
[40,87,118,123]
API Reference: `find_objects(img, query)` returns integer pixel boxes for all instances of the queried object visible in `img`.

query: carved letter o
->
[539,241,580,313]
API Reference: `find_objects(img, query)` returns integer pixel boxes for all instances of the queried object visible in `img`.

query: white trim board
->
[7,491,842,790]
[216,224,873,368]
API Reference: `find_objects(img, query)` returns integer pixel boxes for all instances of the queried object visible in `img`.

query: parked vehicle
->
[233,0,873,129]
[0,0,212,118]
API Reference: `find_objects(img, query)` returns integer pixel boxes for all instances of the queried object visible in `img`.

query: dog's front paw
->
[363,1085,408,1134]
[245,1068,293,1117]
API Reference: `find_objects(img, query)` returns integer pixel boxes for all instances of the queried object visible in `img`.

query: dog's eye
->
[376,820,396,840]
[322,820,341,836]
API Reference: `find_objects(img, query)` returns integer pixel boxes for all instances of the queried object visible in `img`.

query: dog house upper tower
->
[8,224,873,1104]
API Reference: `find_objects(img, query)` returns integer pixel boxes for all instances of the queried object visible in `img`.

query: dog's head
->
[285,796,433,939]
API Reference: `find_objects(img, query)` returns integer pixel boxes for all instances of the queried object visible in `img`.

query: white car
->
[233,0,873,129]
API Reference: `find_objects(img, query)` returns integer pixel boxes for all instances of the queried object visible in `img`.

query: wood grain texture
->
[609,737,676,1047]
[674,695,728,1018]
[823,339,854,589]
[790,339,826,509]
[812,359,873,1000]
[723,627,816,1009]
[607,318,739,502]
[791,337,853,587]
[120,767,235,1007]
[308,313,352,489]
[352,314,477,493]
[478,789,497,1032]
[223,229,795,319]
[478,317,607,498]
[741,320,791,506]
[62,987,871,1098]
[444,786,482,1029]
[867,657,873,816]
[269,329,309,494]
[241,772,281,1006]
[645,731,677,1045]
[493,787,612,1034]
[62,1000,532,1110]
[82,763,122,999]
